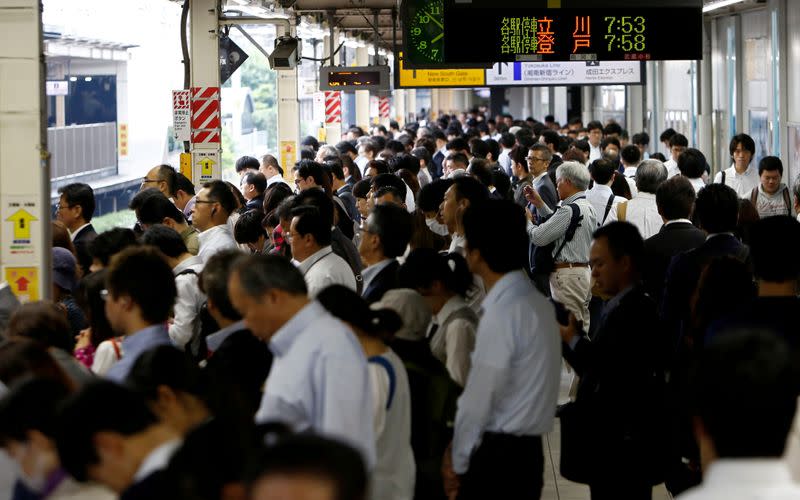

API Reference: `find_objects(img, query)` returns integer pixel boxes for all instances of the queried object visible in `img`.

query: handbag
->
[558,400,598,484]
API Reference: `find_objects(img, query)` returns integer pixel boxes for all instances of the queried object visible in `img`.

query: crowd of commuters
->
[1,107,800,500]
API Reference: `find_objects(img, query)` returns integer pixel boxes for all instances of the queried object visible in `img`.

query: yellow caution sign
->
[179,152,192,179]
[5,209,37,242]
[397,51,485,88]
[280,141,296,182]
[4,267,39,302]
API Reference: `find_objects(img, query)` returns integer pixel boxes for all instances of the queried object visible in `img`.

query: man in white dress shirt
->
[447,199,560,500]
[228,254,375,467]
[678,148,708,194]
[587,158,627,227]
[259,154,289,188]
[712,134,759,198]
[289,205,356,297]
[586,120,604,162]
[678,329,800,500]
[619,160,668,239]
[664,133,688,178]
[191,180,239,264]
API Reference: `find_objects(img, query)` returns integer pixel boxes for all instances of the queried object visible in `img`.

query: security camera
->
[269,36,300,70]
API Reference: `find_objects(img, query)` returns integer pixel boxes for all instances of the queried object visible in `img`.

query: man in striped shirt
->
[525,161,597,332]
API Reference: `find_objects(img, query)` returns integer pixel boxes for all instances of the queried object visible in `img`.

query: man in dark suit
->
[661,184,749,341]
[560,222,669,499]
[540,130,564,186]
[358,203,413,303]
[55,381,180,500]
[431,130,447,180]
[643,176,706,302]
[56,183,97,276]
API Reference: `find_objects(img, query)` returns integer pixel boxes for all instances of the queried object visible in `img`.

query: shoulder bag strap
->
[783,187,792,214]
[602,193,615,225]
[368,356,396,410]
[750,187,758,205]
[721,170,726,185]
[553,203,583,261]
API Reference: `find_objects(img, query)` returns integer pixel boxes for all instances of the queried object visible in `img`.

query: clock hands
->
[431,33,444,43]
[424,9,444,30]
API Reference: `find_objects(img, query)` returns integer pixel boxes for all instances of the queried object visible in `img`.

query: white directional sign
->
[486,61,644,86]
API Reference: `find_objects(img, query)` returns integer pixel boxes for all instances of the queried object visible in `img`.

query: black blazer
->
[432,151,445,180]
[562,286,669,483]
[642,222,706,301]
[72,224,97,277]
[546,155,563,187]
[362,260,400,304]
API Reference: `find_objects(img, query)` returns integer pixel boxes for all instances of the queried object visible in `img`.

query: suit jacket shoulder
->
[363,260,399,304]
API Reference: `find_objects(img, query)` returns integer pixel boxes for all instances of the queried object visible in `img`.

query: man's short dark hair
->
[446,138,468,153]
[660,128,677,143]
[202,180,237,216]
[88,228,138,266]
[417,179,452,213]
[729,133,756,157]
[758,156,783,176]
[669,134,689,148]
[385,140,405,154]
[589,158,617,185]
[469,138,489,159]
[175,172,196,196]
[323,156,346,181]
[587,121,604,133]
[55,381,158,482]
[231,254,308,297]
[235,156,260,173]
[620,144,641,165]
[199,250,243,321]
[374,186,405,205]
[353,179,372,200]
[296,160,329,187]
[301,136,320,151]
[446,153,469,170]
[484,139,500,161]
[0,378,69,446]
[540,130,560,149]
[452,175,490,207]
[749,216,800,282]
[593,221,644,273]
[246,434,367,500]
[365,204,413,259]
[58,183,95,222]
[678,148,707,179]
[463,199,528,273]
[130,189,186,225]
[106,246,177,324]
[291,205,332,247]
[656,175,696,221]
[335,141,357,156]
[410,147,432,167]
[371,173,407,202]
[499,132,516,148]
[367,160,390,176]
[695,184,739,234]
[600,137,621,150]
[691,329,799,459]
[631,132,650,146]
[260,154,283,176]
[391,154,421,176]
[141,225,189,259]
[603,122,622,136]
[154,164,179,196]
[244,172,267,194]
[294,187,335,230]
[234,210,267,245]
[127,345,205,402]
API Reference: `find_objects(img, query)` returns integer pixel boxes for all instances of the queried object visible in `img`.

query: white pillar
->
[581,86,594,125]
[323,28,342,143]
[0,0,50,301]
[189,0,223,183]
[355,46,370,131]
[626,85,644,133]
[407,89,417,123]
[553,86,568,126]
[276,23,300,179]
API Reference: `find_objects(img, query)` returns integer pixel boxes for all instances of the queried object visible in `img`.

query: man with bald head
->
[140,164,178,200]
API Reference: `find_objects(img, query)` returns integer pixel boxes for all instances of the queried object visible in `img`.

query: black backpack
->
[530,200,584,276]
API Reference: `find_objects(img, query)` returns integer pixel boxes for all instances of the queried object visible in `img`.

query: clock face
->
[408,0,444,64]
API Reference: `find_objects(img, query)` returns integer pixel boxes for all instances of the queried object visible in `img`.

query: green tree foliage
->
[240,51,277,152]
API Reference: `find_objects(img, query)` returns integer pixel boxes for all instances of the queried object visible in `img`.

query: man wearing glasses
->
[139,164,177,200]
[56,183,97,276]
[190,180,239,264]
[527,144,559,213]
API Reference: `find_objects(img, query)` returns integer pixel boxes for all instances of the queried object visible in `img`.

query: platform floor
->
[543,367,673,500]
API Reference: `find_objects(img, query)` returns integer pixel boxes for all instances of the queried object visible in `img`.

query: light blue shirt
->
[452,270,561,473]
[106,324,171,382]
[255,301,376,467]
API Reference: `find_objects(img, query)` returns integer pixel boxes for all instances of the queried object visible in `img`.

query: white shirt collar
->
[69,223,91,241]
[664,218,693,226]
[702,459,794,487]
[132,438,182,482]
[296,246,333,274]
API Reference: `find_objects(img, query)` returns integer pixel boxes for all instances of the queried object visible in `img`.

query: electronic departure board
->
[319,66,391,92]
[402,0,702,67]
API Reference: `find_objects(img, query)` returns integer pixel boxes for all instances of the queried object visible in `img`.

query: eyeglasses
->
[55,204,73,211]
[527,156,547,163]
[141,177,161,185]
[193,199,217,205]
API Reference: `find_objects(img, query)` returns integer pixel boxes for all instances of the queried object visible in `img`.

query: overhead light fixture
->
[69,76,78,82]
[84,76,92,82]
[703,0,747,13]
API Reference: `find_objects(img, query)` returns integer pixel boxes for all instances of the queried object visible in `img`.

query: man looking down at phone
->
[525,161,597,332]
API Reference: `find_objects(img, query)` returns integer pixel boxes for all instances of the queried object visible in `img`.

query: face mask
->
[425,217,450,236]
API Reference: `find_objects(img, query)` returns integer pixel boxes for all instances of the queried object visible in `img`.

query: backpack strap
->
[176,268,198,277]
[750,187,758,206]
[617,201,627,221]
[553,202,584,262]
[601,193,615,225]
[783,187,792,214]
[111,337,122,360]
[368,356,396,410]
[720,170,726,185]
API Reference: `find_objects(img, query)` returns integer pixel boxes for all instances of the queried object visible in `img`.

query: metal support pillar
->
[323,22,341,143]
[189,0,222,183]
[276,23,300,176]
[0,0,50,302]
[355,46,370,130]
[581,86,594,126]
[626,85,645,134]
[698,20,713,166]
[407,89,417,123]
[430,89,440,121]
[553,86,568,126]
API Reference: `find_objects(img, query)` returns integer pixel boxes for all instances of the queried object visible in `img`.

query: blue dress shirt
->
[452,270,561,474]
[106,324,172,382]
[255,301,376,467]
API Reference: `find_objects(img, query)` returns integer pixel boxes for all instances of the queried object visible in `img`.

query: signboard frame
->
[319,66,391,92]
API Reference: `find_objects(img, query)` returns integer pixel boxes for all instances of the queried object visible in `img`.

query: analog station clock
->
[407,0,445,65]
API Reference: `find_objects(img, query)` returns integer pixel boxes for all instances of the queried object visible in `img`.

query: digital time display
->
[403,4,702,67]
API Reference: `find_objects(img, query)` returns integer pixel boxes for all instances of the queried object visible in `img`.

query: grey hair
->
[555,161,591,191]
[317,145,339,159]
[636,159,668,194]
[530,143,553,162]
[232,254,308,298]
